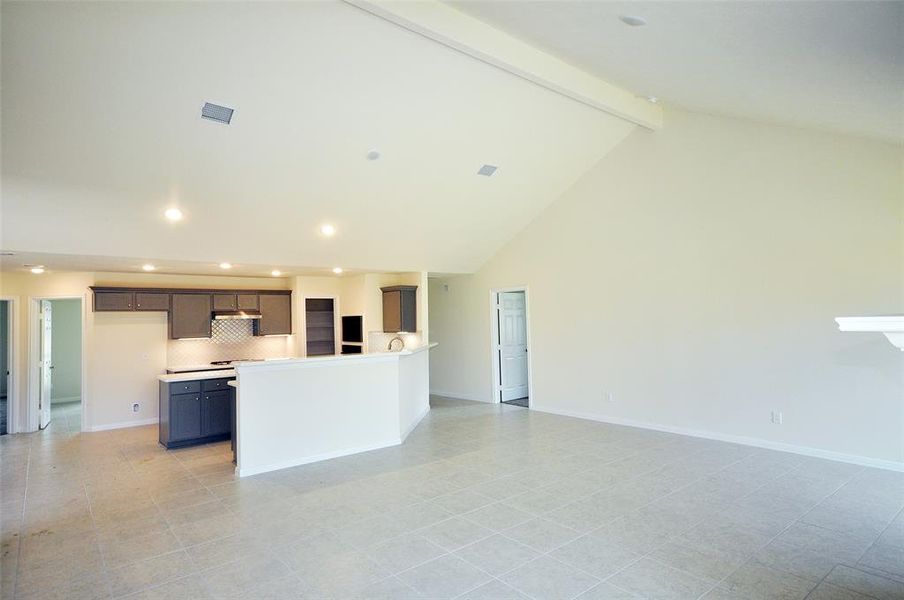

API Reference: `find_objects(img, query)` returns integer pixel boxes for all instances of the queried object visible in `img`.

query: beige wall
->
[429,108,904,468]
[0,271,291,432]
[293,273,429,356]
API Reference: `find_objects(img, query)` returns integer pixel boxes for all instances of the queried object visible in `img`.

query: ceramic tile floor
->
[1,397,903,600]
[47,402,83,434]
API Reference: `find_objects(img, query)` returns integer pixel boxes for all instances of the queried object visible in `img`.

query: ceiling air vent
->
[201,102,234,124]
[477,164,498,177]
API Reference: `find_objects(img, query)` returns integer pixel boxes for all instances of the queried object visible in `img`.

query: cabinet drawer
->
[202,378,233,391]
[169,380,201,394]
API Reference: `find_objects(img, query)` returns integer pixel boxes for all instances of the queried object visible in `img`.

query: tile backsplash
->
[367,331,423,353]
[167,319,292,367]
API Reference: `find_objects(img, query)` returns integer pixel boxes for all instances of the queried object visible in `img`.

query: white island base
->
[233,344,434,477]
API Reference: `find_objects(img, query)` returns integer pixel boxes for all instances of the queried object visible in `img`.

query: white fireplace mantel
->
[835,316,904,351]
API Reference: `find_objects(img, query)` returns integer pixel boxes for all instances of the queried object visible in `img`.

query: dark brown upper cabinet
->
[90,287,290,338]
[236,294,259,310]
[94,290,135,311]
[256,294,291,336]
[212,294,237,311]
[135,292,170,311]
[381,285,417,333]
[170,294,212,339]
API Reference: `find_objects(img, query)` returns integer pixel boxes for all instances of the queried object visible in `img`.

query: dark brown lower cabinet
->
[202,391,231,437]
[159,378,234,448]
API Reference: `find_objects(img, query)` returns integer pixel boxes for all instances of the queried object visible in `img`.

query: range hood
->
[212,309,262,320]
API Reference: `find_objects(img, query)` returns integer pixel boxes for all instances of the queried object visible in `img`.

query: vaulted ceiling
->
[0,1,636,276]
[448,0,904,144]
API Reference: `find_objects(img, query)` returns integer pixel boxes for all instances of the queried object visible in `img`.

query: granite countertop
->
[158,369,236,383]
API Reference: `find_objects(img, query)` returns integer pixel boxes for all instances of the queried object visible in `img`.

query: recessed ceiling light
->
[477,164,498,177]
[619,15,647,26]
[219,262,232,270]
[366,149,381,161]
[271,270,282,277]
[332,267,343,274]
[30,266,45,274]
[142,264,156,271]
[320,224,336,236]
[164,208,183,221]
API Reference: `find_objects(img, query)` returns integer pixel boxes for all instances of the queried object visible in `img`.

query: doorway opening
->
[491,288,531,408]
[29,297,83,432]
[1,299,11,435]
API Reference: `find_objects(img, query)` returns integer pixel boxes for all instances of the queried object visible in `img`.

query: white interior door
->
[497,291,528,402]
[39,300,52,429]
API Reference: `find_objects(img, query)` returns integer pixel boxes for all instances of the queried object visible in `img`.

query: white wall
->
[429,108,904,468]
[49,298,82,403]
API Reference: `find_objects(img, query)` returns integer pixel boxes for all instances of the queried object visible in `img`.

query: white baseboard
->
[401,404,430,441]
[532,405,904,473]
[238,438,402,477]
[51,396,81,405]
[86,417,158,432]
[430,389,492,403]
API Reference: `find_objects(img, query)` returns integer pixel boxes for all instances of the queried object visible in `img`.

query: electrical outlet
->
[132,403,140,413]
[771,410,783,425]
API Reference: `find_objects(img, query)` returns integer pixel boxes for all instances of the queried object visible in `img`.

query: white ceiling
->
[0,1,634,276]
[447,1,904,144]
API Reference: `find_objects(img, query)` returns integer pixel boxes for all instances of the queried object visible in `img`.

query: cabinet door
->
[170,294,212,339]
[382,290,401,333]
[202,391,231,437]
[400,289,417,332]
[257,294,291,335]
[170,393,202,441]
[236,294,259,310]
[212,294,237,310]
[135,292,170,311]
[94,291,134,311]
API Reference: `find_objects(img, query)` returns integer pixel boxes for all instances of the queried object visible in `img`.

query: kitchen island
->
[232,344,435,477]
